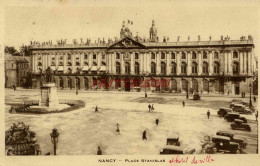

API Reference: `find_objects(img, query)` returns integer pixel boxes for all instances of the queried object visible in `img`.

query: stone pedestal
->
[39,83,59,107]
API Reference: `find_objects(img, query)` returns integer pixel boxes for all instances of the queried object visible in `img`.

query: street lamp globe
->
[50,128,59,144]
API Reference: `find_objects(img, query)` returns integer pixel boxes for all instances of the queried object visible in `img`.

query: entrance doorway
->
[234,82,240,95]
[124,78,130,91]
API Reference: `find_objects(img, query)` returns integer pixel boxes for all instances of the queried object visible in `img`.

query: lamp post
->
[249,83,252,108]
[50,128,59,155]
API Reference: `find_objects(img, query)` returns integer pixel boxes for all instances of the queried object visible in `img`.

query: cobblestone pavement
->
[5,88,258,155]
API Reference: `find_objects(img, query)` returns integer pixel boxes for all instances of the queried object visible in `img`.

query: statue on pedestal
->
[45,67,53,83]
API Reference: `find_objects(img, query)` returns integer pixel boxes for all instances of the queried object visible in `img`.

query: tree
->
[5,46,18,54]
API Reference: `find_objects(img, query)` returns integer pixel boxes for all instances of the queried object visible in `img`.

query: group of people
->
[148,104,155,112]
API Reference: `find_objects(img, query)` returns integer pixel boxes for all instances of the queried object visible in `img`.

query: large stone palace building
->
[28,20,255,95]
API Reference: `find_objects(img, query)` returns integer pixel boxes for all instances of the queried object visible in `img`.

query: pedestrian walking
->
[254,96,256,103]
[182,101,185,107]
[13,85,16,92]
[151,104,154,112]
[207,110,210,119]
[145,92,147,98]
[97,146,102,155]
[116,123,120,133]
[142,130,147,140]
[148,104,151,112]
[95,106,98,112]
[155,119,159,126]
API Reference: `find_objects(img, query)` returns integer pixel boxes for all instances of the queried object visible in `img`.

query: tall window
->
[192,62,198,74]
[213,62,220,74]
[181,52,186,59]
[38,55,41,60]
[151,62,156,74]
[151,52,155,59]
[135,53,139,59]
[233,61,239,74]
[67,54,71,60]
[38,62,42,66]
[125,62,130,74]
[214,52,219,59]
[84,54,88,59]
[171,52,175,59]
[59,62,63,66]
[192,52,197,59]
[161,62,166,74]
[67,61,72,66]
[181,62,187,74]
[161,52,166,59]
[171,62,177,74]
[203,52,207,59]
[116,53,120,59]
[116,62,121,74]
[233,51,238,59]
[93,54,96,59]
[102,54,105,59]
[135,62,140,74]
[202,62,209,74]
[59,56,63,60]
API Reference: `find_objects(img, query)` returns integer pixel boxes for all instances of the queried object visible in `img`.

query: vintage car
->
[211,136,240,154]
[230,119,251,131]
[166,132,181,146]
[232,99,242,103]
[193,93,201,100]
[216,131,247,148]
[200,136,217,154]
[224,113,247,123]
[217,107,233,117]
[160,145,195,155]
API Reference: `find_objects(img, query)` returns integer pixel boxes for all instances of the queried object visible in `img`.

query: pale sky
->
[3,0,260,59]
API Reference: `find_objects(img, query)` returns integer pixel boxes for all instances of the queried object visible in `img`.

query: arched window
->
[135,53,139,59]
[116,62,121,74]
[192,52,197,59]
[67,61,72,66]
[203,52,207,59]
[161,52,166,59]
[192,79,198,92]
[233,51,238,59]
[135,62,140,74]
[101,62,106,66]
[51,61,56,66]
[233,61,239,74]
[151,62,156,74]
[151,52,156,59]
[181,62,187,74]
[181,79,188,92]
[213,62,220,74]
[181,52,186,59]
[171,62,177,74]
[192,62,198,74]
[38,62,42,66]
[125,62,130,74]
[171,52,176,59]
[67,68,72,74]
[93,62,97,66]
[59,62,63,66]
[202,62,209,74]
[76,62,80,66]
[214,52,219,59]
[84,62,88,66]
[161,62,166,74]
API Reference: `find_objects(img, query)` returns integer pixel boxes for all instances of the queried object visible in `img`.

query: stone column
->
[120,53,124,74]
[146,52,151,73]
[248,50,252,75]
[140,52,143,74]
[166,52,171,75]
[80,76,84,90]
[80,53,84,68]
[131,52,134,74]
[187,51,191,75]
[64,53,67,73]
[239,51,243,74]
[156,52,160,74]
[71,53,75,73]
[209,51,213,75]
[243,51,246,74]
[198,51,202,75]
[229,51,232,75]
[176,52,181,75]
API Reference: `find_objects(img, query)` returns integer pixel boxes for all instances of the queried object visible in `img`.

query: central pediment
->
[108,36,146,49]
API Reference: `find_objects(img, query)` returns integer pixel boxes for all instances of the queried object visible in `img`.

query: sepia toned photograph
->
[3,1,259,160]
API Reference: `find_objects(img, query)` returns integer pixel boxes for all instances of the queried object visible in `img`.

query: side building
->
[28,21,255,95]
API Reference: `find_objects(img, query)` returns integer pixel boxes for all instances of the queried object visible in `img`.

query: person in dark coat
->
[97,146,102,155]
[151,104,154,112]
[95,106,98,112]
[142,130,147,140]
[13,85,16,92]
[207,110,210,119]
[148,104,151,112]
[182,101,185,107]
[116,123,120,133]
[155,119,159,125]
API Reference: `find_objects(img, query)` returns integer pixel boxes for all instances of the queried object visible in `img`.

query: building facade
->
[28,21,255,95]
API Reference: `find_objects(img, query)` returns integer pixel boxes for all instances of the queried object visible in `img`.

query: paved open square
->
[5,88,258,155]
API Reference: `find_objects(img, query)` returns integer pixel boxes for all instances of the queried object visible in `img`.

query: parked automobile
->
[224,113,247,123]
[200,135,217,154]
[211,136,240,154]
[218,107,233,117]
[230,119,251,131]
[166,132,181,146]
[160,145,195,154]
[193,93,201,100]
[216,131,247,148]
[232,99,242,103]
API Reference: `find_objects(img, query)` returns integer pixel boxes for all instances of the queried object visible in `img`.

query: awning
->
[99,66,106,71]
[91,66,97,71]
[82,66,89,71]
[57,66,64,71]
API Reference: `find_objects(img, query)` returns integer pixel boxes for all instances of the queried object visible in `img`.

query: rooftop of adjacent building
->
[5,53,30,63]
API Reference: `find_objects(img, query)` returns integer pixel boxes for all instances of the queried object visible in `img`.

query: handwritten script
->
[169,155,215,164]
